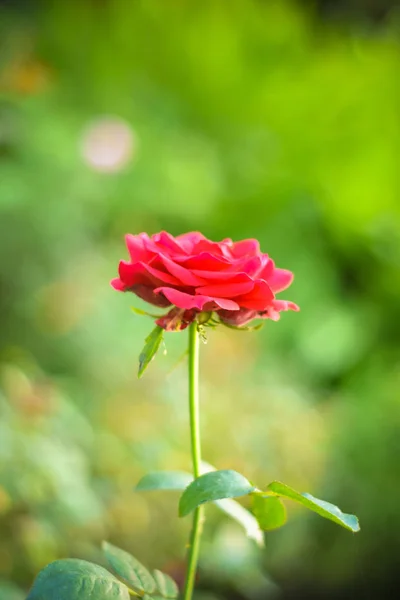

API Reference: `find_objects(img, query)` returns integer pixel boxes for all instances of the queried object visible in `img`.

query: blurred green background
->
[0,1,399,598]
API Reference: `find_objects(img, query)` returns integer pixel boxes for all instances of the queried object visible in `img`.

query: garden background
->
[0,1,399,598]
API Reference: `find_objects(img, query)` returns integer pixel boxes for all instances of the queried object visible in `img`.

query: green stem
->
[182,322,203,600]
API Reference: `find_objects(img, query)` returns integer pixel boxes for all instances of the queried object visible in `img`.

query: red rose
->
[111,231,299,330]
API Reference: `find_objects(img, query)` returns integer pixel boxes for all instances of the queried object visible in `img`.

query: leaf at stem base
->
[267,481,360,532]
[136,471,193,492]
[252,494,287,531]
[179,469,255,517]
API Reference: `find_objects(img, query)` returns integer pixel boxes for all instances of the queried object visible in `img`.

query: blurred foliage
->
[0,0,399,598]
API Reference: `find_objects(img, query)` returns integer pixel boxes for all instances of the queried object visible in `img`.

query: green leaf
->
[179,470,255,517]
[136,470,193,492]
[26,559,130,600]
[153,570,179,598]
[200,461,264,546]
[138,325,164,378]
[213,496,264,546]
[252,494,287,531]
[131,306,164,319]
[135,467,265,546]
[267,481,360,532]
[102,541,156,595]
[219,321,264,332]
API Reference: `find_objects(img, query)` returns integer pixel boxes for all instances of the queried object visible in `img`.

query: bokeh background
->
[0,1,399,598]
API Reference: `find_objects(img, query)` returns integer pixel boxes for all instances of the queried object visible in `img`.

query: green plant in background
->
[26,231,359,600]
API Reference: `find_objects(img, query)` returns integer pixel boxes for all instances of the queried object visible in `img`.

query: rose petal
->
[222,255,268,277]
[256,299,300,322]
[152,231,188,254]
[159,254,207,286]
[125,234,153,262]
[234,280,274,310]
[178,252,231,271]
[231,239,260,258]
[196,279,255,298]
[111,278,126,291]
[118,261,144,287]
[267,268,294,293]
[192,239,232,259]
[141,234,164,254]
[176,231,206,252]
[272,300,300,312]
[191,270,234,280]
[218,309,258,327]
[190,270,253,282]
[233,256,263,277]
[119,260,180,287]
[258,257,275,281]
[202,298,240,311]
[132,284,172,307]
[266,309,281,321]
[154,287,240,311]
[140,261,181,285]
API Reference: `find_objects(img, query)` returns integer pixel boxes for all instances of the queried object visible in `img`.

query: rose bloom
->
[111,231,299,330]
